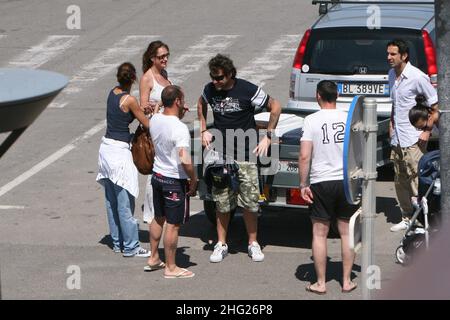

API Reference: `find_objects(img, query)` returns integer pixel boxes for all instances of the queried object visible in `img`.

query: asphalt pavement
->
[0,0,407,301]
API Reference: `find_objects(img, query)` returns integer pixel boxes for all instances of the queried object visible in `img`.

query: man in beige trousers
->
[387,39,438,232]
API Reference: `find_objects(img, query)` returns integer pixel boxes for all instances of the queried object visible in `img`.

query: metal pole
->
[361,98,378,300]
[435,0,450,225]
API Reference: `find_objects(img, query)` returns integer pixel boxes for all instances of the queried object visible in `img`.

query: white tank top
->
[149,71,166,102]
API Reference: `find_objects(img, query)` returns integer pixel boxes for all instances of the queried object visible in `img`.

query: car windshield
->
[304,27,426,75]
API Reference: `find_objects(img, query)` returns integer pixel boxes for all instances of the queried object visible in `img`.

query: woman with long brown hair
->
[140,41,172,226]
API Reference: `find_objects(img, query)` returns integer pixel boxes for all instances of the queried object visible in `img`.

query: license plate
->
[338,83,389,96]
[278,161,298,173]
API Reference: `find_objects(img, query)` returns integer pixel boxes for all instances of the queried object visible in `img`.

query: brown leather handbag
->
[131,125,154,175]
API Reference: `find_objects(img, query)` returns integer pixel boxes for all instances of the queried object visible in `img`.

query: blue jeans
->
[103,179,139,254]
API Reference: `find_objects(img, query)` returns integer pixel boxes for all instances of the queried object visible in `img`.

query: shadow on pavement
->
[179,208,343,254]
[99,235,114,250]
[295,256,361,285]
[98,230,152,246]
[377,197,402,224]
[377,163,395,182]
[98,235,196,268]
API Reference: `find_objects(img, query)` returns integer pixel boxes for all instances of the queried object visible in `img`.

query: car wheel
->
[203,200,235,226]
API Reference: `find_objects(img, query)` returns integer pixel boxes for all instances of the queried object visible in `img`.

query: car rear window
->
[303,27,426,75]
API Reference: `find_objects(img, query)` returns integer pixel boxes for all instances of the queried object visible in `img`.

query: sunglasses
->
[416,123,430,131]
[156,53,170,60]
[209,73,226,81]
[415,115,432,131]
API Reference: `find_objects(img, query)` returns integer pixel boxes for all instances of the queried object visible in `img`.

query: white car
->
[286,0,436,119]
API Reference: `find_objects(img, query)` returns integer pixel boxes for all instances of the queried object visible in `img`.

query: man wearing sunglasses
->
[197,54,281,263]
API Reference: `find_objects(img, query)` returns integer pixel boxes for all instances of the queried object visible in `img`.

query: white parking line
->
[0,121,106,198]
[167,35,240,85]
[0,34,295,198]
[0,205,26,210]
[131,35,239,106]
[8,35,80,69]
[49,35,160,108]
[64,35,160,95]
[238,34,300,87]
[48,102,68,109]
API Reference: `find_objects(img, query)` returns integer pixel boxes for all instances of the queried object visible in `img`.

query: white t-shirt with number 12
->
[300,109,347,184]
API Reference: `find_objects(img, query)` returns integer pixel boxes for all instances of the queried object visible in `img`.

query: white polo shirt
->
[389,62,438,147]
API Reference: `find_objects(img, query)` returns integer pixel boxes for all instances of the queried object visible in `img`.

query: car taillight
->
[292,29,311,70]
[422,30,438,87]
[286,188,308,206]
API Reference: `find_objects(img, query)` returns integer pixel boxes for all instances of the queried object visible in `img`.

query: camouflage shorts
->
[212,162,260,214]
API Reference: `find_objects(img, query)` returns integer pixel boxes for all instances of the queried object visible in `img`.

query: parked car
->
[193,0,436,224]
[285,0,436,119]
[192,109,390,225]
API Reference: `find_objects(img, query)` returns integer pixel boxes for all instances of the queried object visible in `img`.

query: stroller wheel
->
[395,246,408,265]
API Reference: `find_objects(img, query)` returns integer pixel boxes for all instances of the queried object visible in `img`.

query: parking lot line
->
[130,34,240,104]
[239,34,300,87]
[0,120,106,198]
[8,35,80,69]
[48,102,68,109]
[48,35,160,108]
[0,205,26,210]
[167,35,240,85]
[64,35,160,94]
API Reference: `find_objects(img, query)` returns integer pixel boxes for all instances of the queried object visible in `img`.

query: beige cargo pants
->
[390,142,426,217]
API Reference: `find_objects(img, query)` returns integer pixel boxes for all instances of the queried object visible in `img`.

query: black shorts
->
[309,180,359,222]
[152,173,190,225]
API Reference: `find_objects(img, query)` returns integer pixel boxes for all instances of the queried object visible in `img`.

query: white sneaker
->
[390,220,410,232]
[210,242,228,263]
[248,241,264,262]
[123,247,151,258]
[414,227,426,234]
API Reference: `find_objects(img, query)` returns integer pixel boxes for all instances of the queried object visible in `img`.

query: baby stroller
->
[395,150,440,265]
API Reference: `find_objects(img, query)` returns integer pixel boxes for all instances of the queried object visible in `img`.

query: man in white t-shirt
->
[299,80,359,295]
[146,85,197,279]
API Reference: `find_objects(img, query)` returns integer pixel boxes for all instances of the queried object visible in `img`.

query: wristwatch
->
[266,130,273,139]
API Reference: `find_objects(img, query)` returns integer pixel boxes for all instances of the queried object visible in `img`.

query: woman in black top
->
[97,62,151,257]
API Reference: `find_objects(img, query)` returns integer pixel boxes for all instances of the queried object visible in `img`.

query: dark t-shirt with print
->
[201,78,269,161]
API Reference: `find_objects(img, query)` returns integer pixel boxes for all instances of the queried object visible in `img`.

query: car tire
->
[203,200,235,226]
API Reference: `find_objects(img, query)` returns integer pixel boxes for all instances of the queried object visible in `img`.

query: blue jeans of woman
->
[103,179,139,254]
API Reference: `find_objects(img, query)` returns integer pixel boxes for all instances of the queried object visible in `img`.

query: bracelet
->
[201,129,208,133]
[299,184,310,189]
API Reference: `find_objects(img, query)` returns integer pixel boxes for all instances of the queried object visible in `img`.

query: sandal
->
[144,261,165,272]
[342,281,358,293]
[305,283,326,295]
[164,268,195,279]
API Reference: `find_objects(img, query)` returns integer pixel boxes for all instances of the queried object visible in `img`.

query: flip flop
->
[164,268,195,279]
[305,283,326,295]
[342,282,358,293]
[144,261,166,272]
